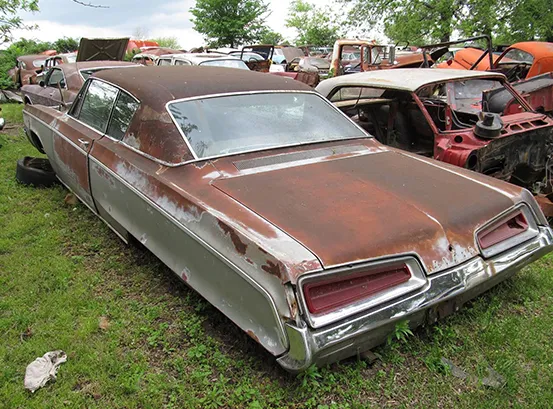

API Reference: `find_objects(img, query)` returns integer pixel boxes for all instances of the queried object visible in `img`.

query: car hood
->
[76,37,129,62]
[213,149,516,275]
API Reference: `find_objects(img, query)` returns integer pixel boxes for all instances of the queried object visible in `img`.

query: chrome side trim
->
[87,155,288,345]
[165,90,373,164]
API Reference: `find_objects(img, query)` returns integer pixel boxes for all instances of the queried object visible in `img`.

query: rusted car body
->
[330,39,428,77]
[21,61,137,108]
[9,54,49,86]
[433,39,553,114]
[317,68,553,217]
[437,41,553,81]
[22,66,553,372]
[132,48,183,65]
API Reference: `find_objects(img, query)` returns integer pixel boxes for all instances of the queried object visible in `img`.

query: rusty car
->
[437,41,553,82]
[21,66,553,372]
[316,68,553,217]
[21,61,138,108]
[9,54,49,86]
[330,39,430,77]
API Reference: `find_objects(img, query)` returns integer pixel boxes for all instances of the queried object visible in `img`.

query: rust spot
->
[245,257,253,265]
[246,330,260,343]
[262,259,284,280]
[218,221,247,255]
[181,270,188,281]
[258,246,268,255]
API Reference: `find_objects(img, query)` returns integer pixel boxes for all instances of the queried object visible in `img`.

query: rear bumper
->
[277,226,553,373]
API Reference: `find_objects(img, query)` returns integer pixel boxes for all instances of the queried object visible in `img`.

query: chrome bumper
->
[278,226,553,373]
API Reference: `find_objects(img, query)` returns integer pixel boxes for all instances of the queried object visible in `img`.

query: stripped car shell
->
[23,66,553,372]
[317,69,553,218]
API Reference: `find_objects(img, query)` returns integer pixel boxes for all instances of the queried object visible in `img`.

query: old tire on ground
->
[16,156,59,188]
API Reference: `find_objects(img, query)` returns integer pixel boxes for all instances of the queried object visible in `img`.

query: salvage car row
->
[17,43,553,372]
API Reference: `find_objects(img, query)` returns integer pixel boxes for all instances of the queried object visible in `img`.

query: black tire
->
[16,156,59,188]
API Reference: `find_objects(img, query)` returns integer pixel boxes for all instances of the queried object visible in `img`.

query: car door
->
[36,68,66,106]
[51,79,119,210]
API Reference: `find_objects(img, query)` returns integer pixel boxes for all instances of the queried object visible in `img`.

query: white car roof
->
[316,68,505,96]
[160,53,242,65]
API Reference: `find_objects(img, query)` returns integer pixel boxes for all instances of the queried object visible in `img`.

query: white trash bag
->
[24,350,67,393]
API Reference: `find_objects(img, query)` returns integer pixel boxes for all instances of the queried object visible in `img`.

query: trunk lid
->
[213,150,515,275]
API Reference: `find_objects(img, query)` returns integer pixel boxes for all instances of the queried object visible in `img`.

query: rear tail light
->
[303,263,411,315]
[477,211,528,249]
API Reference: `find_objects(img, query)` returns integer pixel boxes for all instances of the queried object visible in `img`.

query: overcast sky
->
[11,0,342,50]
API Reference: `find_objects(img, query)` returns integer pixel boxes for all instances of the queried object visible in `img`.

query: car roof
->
[93,65,312,110]
[316,68,505,95]
[507,41,553,60]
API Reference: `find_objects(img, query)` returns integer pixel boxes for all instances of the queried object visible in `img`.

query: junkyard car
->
[288,57,331,79]
[131,47,183,65]
[21,61,137,107]
[155,53,250,69]
[437,41,553,82]
[22,66,553,372]
[316,68,553,217]
[9,54,49,86]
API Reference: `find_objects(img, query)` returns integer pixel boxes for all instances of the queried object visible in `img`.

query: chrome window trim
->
[165,90,372,163]
[297,255,428,329]
[475,203,539,259]
[87,155,288,346]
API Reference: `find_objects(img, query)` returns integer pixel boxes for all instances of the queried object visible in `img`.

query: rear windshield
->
[199,59,249,70]
[167,92,365,159]
[33,59,46,68]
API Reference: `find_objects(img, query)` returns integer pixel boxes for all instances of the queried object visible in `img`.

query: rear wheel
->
[15,156,59,188]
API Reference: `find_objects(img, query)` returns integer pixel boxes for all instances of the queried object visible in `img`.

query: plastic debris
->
[24,350,67,393]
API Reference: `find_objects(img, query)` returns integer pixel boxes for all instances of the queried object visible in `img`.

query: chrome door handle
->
[78,138,90,150]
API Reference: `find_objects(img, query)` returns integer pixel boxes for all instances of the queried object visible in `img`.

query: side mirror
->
[39,80,45,87]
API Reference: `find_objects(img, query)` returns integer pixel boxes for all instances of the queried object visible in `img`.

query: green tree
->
[190,0,270,48]
[285,0,342,46]
[342,0,552,44]
[150,37,181,49]
[0,0,39,44]
[53,37,80,53]
[497,0,553,42]
[258,28,284,45]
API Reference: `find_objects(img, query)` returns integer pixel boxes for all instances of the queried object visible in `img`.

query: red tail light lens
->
[478,211,528,249]
[303,264,411,314]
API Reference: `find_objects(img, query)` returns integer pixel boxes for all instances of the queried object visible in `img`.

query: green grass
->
[1,102,553,408]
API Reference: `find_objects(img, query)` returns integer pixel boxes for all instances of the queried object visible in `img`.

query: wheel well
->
[29,130,45,154]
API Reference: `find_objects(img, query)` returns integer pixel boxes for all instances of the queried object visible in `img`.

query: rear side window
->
[77,80,118,133]
[107,92,140,140]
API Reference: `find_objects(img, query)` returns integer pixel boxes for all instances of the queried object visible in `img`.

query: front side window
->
[158,58,172,66]
[174,59,191,66]
[107,92,139,140]
[77,80,118,133]
[167,92,365,159]
[47,68,65,87]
